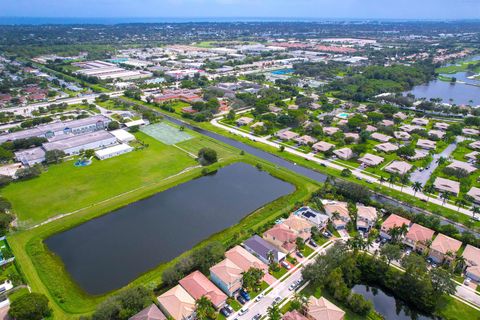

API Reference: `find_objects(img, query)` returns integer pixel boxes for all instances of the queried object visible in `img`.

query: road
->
[231,241,334,320]
[210,117,477,219]
[410,139,459,186]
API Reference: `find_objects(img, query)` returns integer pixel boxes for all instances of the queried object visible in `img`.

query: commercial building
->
[43,131,117,156]
[14,147,46,166]
[95,143,134,160]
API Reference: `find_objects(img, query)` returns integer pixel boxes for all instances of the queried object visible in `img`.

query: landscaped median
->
[7,153,319,319]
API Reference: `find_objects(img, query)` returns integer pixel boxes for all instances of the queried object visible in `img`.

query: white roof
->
[125,119,146,127]
[110,129,135,141]
[95,143,133,157]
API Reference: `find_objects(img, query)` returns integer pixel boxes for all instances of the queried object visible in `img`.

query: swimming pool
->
[337,112,349,119]
[271,68,294,75]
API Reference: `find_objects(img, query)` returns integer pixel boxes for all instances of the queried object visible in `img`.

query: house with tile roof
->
[463,245,480,282]
[380,214,411,240]
[282,310,308,320]
[130,304,167,320]
[428,234,462,264]
[307,297,345,320]
[356,205,378,232]
[209,259,243,296]
[282,215,314,240]
[225,245,268,273]
[333,148,353,160]
[324,202,350,230]
[179,271,227,309]
[157,285,196,320]
[358,153,384,167]
[312,141,335,153]
[403,223,435,253]
[263,224,298,253]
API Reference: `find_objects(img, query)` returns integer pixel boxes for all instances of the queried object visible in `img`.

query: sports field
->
[140,122,192,145]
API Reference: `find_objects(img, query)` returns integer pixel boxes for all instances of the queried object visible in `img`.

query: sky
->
[1,0,479,20]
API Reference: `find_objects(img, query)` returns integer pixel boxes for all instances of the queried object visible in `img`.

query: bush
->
[92,286,151,320]
[198,148,218,165]
[348,293,372,315]
[8,293,51,320]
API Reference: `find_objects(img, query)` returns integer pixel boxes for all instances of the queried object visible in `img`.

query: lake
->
[352,285,436,320]
[45,162,295,295]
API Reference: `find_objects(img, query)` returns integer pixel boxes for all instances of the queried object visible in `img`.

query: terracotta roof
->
[307,297,345,320]
[324,202,349,220]
[225,246,268,272]
[405,223,434,243]
[209,259,243,290]
[130,304,167,320]
[462,245,480,267]
[283,215,314,233]
[264,224,297,243]
[282,310,309,320]
[381,214,411,232]
[179,271,227,308]
[430,234,462,256]
[157,285,195,320]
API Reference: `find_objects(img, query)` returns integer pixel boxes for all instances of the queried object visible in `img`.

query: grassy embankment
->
[6,122,319,319]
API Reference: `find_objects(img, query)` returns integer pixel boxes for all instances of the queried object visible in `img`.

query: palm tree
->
[290,293,308,315]
[267,305,282,320]
[388,174,397,187]
[412,181,422,197]
[440,193,450,206]
[455,198,468,212]
[436,156,447,166]
[379,175,386,184]
[195,296,215,320]
[423,184,435,202]
[400,175,409,192]
[331,210,341,221]
[472,206,480,220]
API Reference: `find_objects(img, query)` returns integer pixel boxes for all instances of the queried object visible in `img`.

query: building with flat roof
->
[110,129,136,143]
[43,130,117,155]
[14,147,46,166]
[95,143,133,160]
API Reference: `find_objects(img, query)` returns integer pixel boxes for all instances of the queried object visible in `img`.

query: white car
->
[239,308,249,316]
[254,294,263,302]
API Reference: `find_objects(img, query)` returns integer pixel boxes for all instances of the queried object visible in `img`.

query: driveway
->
[410,139,458,186]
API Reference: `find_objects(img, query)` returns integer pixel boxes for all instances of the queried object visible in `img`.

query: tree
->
[436,156,447,166]
[412,181,422,197]
[84,149,95,158]
[107,121,120,130]
[429,267,456,296]
[380,243,402,265]
[45,149,66,164]
[242,267,264,292]
[8,293,51,320]
[348,293,372,316]
[472,206,480,220]
[225,109,236,121]
[296,237,305,251]
[195,296,216,320]
[267,305,281,320]
[423,184,435,202]
[289,293,308,314]
[92,286,151,320]
[341,168,352,177]
[198,148,218,165]
[16,165,41,180]
[440,193,450,206]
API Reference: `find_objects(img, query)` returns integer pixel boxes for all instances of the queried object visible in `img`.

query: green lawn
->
[2,131,198,226]
[270,267,288,279]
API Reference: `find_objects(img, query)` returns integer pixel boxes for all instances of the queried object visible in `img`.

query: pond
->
[45,162,295,295]
[352,285,436,320]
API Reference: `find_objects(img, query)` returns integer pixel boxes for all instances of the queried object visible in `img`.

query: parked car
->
[289,283,295,291]
[255,294,263,302]
[309,240,318,247]
[252,314,261,320]
[237,295,246,305]
[225,304,234,314]
[296,251,304,258]
[220,308,231,317]
[272,297,282,305]
[240,289,251,301]
[239,308,249,316]
[281,260,291,270]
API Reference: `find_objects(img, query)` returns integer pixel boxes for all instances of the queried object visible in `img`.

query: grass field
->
[6,119,320,319]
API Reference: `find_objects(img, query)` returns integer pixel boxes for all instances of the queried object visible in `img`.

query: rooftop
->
[430,234,462,255]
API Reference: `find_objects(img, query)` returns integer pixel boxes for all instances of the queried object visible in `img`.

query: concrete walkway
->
[211,117,476,218]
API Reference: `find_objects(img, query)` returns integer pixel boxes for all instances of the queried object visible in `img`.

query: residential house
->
[282,310,308,320]
[356,205,378,232]
[462,245,480,282]
[130,304,167,320]
[434,177,460,196]
[225,245,268,273]
[282,215,314,240]
[324,202,350,230]
[412,118,429,126]
[276,130,299,141]
[407,149,429,161]
[446,160,477,174]
[400,124,423,133]
[384,161,412,175]
[417,139,436,150]
[179,271,227,309]
[157,285,196,320]
[307,297,345,320]
[465,151,479,162]
[428,234,462,264]
[403,223,435,253]
[393,112,408,120]
[380,214,411,240]
[263,224,298,253]
[463,128,480,136]
[243,235,286,264]
[375,142,398,153]
[435,122,450,131]
[296,206,329,230]
[236,117,254,126]
[333,148,353,160]
[429,130,445,139]
[380,120,395,127]
[469,141,480,150]
[209,259,243,297]
[467,187,480,204]
[295,135,317,146]
[394,131,411,141]
[358,153,384,167]
[312,141,334,153]
[371,132,392,143]
[365,125,377,132]
[344,133,359,142]
[323,127,339,136]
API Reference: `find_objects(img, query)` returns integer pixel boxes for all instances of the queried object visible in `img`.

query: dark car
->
[237,295,247,305]
[240,289,251,301]
[309,240,318,247]
[220,308,231,317]
[296,251,304,258]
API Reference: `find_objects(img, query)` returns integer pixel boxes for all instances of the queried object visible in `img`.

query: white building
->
[95,144,134,160]
[110,129,136,143]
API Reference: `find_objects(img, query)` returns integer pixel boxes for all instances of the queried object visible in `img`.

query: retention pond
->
[45,162,295,295]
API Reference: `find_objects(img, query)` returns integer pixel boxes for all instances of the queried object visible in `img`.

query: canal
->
[45,162,295,294]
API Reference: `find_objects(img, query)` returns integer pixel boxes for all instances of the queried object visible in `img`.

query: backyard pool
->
[336,112,349,119]
[45,162,295,295]
[271,68,294,75]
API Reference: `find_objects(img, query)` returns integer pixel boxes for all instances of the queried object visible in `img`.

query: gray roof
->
[0,115,110,144]
[43,130,115,151]
[243,235,283,262]
[14,146,45,161]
